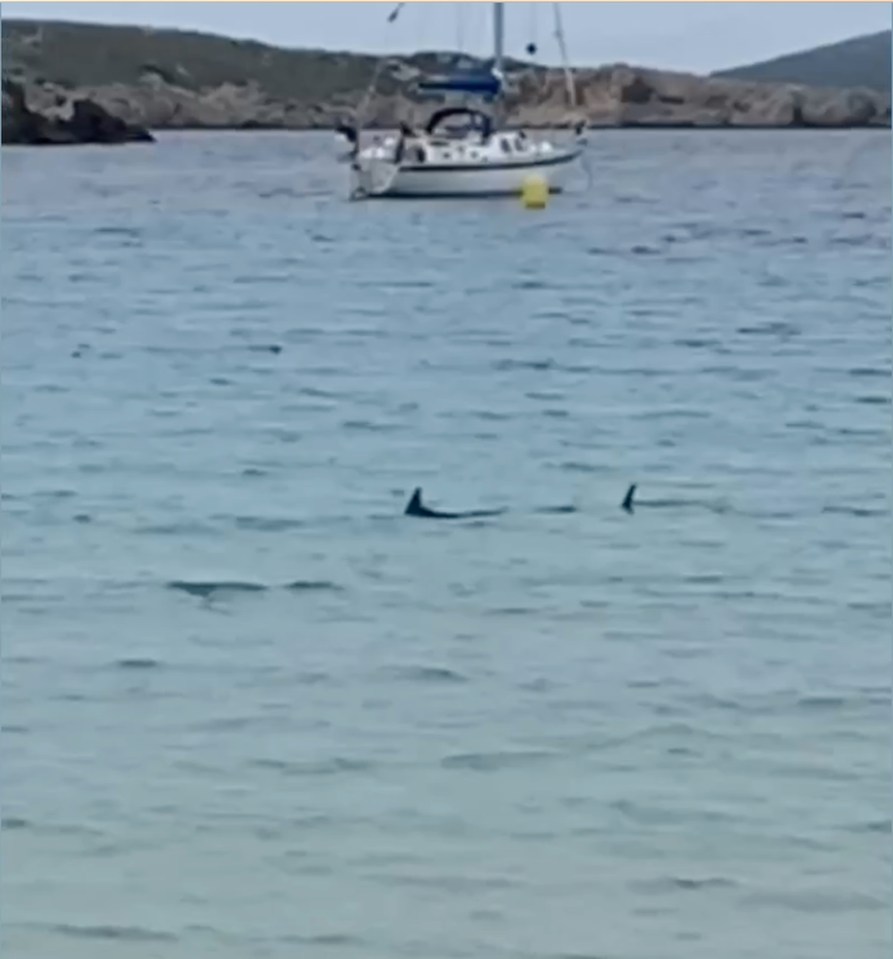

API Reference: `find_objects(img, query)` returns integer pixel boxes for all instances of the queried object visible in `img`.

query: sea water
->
[2,130,890,958]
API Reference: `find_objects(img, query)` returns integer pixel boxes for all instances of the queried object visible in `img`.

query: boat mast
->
[491,2,505,128]
[552,2,577,111]
[492,2,505,76]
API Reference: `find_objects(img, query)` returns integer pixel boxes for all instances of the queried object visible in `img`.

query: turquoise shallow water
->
[2,130,890,959]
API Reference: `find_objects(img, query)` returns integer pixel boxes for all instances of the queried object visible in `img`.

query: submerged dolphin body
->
[620,483,730,515]
[404,485,640,521]
[404,487,505,521]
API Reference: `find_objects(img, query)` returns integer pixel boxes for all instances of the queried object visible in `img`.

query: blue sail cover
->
[417,71,503,98]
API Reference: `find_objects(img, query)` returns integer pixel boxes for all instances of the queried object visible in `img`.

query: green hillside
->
[0,18,519,102]
[2,18,376,98]
[714,31,891,93]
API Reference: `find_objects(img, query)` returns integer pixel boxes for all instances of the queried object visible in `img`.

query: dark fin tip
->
[621,483,636,512]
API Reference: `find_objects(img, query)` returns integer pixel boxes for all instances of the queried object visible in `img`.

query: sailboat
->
[348,2,584,200]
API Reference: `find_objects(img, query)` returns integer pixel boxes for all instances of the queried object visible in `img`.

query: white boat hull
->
[351,149,580,199]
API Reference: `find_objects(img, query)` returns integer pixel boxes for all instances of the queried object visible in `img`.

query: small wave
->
[520,677,557,693]
[526,390,565,401]
[847,600,888,615]
[629,720,722,745]
[744,889,885,914]
[633,875,737,893]
[298,386,338,399]
[470,409,512,422]
[42,923,176,943]
[616,194,653,206]
[389,666,468,684]
[558,461,600,474]
[43,488,77,500]
[94,225,143,239]
[686,692,748,712]
[831,233,876,248]
[167,580,268,598]
[847,819,891,834]
[752,234,808,248]
[632,408,711,422]
[341,419,400,433]
[683,574,725,586]
[137,521,216,536]
[198,715,268,732]
[271,428,302,443]
[281,933,365,947]
[848,366,889,378]
[259,183,324,199]
[674,337,720,350]
[441,750,554,771]
[511,278,557,291]
[736,321,800,337]
[493,358,555,372]
[115,657,161,670]
[285,580,343,593]
[835,426,887,439]
[822,505,886,518]
[609,796,720,825]
[377,872,518,892]
[246,344,282,355]
[627,678,661,690]
[252,757,372,777]
[796,693,885,711]
[3,816,29,830]
[233,515,306,532]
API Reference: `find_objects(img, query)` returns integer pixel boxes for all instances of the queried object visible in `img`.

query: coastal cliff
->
[2,78,153,145]
[2,19,890,144]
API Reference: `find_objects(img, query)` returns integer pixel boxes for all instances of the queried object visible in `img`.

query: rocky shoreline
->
[2,79,153,145]
[3,60,889,146]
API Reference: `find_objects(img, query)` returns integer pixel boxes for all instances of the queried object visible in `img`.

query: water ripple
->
[2,129,888,959]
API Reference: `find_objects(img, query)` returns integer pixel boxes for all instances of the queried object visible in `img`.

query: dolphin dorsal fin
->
[406,487,423,514]
[621,483,636,513]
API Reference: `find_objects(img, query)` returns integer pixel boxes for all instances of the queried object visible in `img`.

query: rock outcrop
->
[497,64,890,129]
[2,78,154,145]
[2,18,889,136]
[592,65,891,128]
[3,61,889,140]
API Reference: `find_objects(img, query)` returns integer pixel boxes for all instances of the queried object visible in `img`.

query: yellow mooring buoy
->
[520,174,549,210]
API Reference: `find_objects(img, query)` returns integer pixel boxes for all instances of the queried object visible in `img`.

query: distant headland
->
[2,19,890,145]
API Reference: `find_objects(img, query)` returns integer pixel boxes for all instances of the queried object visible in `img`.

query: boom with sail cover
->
[417,70,503,99]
